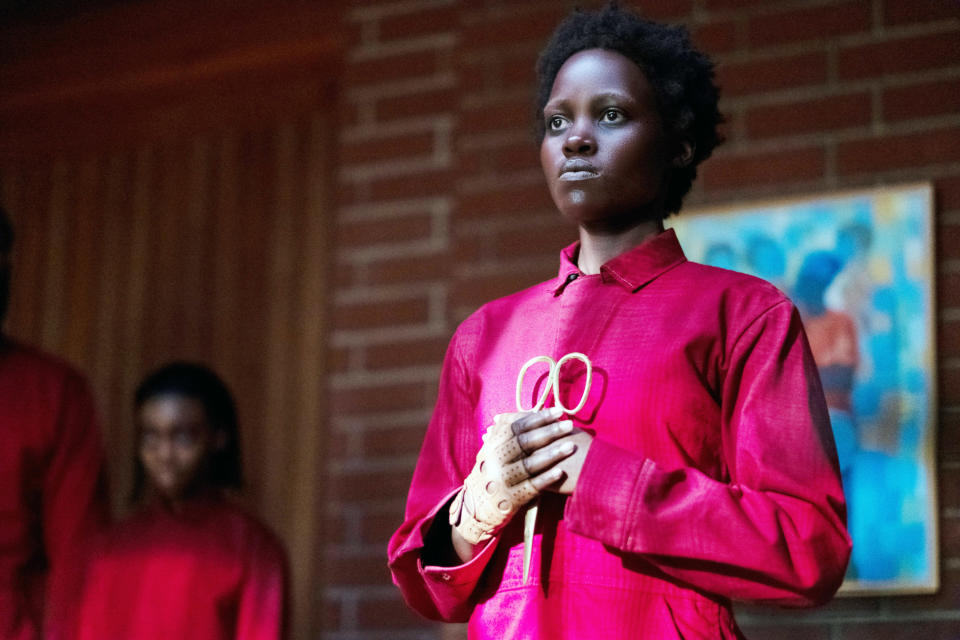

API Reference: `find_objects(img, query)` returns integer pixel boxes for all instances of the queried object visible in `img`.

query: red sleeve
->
[43,371,111,640]
[236,527,289,640]
[387,326,500,622]
[565,301,851,606]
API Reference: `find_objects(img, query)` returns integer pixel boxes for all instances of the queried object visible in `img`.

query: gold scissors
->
[514,352,592,583]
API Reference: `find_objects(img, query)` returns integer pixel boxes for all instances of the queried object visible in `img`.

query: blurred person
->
[794,251,859,415]
[388,4,850,639]
[75,362,288,640]
[0,205,110,640]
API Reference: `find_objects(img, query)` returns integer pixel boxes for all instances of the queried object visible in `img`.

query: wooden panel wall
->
[0,3,343,638]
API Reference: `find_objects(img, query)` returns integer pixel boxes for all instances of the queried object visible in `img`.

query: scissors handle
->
[515,352,592,584]
[515,352,592,415]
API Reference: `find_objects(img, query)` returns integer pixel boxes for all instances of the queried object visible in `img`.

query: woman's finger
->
[508,406,565,436]
[528,466,566,493]
[516,419,573,454]
[505,439,576,486]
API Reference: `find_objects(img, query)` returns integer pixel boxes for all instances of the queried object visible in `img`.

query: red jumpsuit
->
[0,341,110,640]
[388,230,851,639]
[76,498,288,640]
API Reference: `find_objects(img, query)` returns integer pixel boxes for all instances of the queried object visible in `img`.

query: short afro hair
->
[535,2,724,215]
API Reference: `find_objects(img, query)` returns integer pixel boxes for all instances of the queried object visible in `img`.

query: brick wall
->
[326,1,960,638]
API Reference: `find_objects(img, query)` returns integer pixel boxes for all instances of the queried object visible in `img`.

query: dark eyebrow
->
[543,91,636,114]
[591,91,636,106]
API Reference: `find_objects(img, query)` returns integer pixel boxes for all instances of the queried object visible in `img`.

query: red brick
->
[365,336,449,369]
[326,552,392,586]
[460,94,536,136]
[735,623,831,640]
[330,382,428,414]
[747,1,870,48]
[332,296,430,330]
[938,316,960,359]
[938,271,960,312]
[452,268,550,311]
[332,467,415,503]
[942,364,960,406]
[716,52,828,97]
[461,5,566,49]
[745,92,871,139]
[938,220,960,262]
[321,598,341,632]
[329,346,352,373]
[459,139,540,175]
[327,429,352,459]
[883,0,960,26]
[356,594,432,629]
[499,50,540,91]
[702,0,770,9]
[364,168,456,201]
[492,222,578,258]
[337,212,433,247]
[362,424,429,457]
[884,77,960,123]
[936,173,960,211]
[692,19,740,55]
[458,181,554,218]
[837,127,960,175]
[886,552,960,611]
[345,49,441,86]
[839,620,960,640]
[361,253,450,285]
[361,511,405,546]
[941,410,960,458]
[944,483,960,525]
[341,132,436,165]
[631,0,695,20]
[334,261,359,288]
[701,147,825,191]
[377,5,459,41]
[374,87,459,122]
[839,30,960,80]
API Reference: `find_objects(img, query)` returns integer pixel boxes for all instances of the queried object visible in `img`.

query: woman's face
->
[139,394,214,501]
[540,48,675,228]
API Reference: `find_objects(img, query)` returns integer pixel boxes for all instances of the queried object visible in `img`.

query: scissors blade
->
[522,500,538,583]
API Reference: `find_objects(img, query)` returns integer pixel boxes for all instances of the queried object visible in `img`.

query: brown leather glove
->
[449,413,539,545]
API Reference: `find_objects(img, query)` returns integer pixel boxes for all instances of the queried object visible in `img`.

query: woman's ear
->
[672,140,695,168]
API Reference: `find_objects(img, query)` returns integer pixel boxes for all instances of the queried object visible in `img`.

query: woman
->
[388,4,851,638]
[76,362,288,640]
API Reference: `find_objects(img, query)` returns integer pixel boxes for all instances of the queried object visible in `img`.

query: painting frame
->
[668,182,939,596]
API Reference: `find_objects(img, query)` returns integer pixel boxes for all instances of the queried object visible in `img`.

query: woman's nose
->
[563,122,596,156]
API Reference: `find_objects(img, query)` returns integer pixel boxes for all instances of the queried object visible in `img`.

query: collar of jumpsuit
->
[551,227,687,295]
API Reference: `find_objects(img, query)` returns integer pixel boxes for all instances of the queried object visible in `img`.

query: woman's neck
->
[576,218,664,274]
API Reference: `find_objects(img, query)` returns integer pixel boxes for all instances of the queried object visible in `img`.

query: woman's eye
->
[547,116,566,131]
[602,109,623,123]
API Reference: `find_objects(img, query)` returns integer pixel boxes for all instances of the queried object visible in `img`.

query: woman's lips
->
[559,170,600,181]
[559,159,599,181]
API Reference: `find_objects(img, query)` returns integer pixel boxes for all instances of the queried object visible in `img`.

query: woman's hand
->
[543,428,593,495]
[449,407,577,552]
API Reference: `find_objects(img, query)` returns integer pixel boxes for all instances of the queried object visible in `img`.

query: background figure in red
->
[0,205,110,640]
[75,362,288,640]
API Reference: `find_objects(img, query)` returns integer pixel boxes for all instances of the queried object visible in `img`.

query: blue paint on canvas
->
[669,185,937,593]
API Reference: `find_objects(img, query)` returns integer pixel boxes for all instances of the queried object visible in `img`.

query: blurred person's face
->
[139,394,215,501]
[540,48,681,229]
